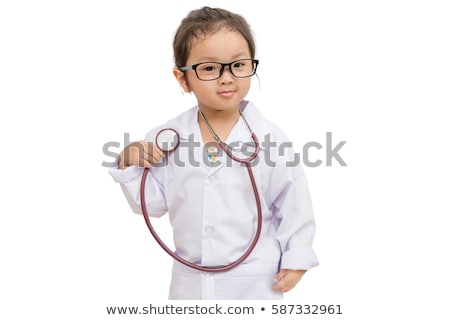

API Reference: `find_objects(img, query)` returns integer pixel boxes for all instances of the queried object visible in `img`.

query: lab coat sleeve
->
[109,166,167,217]
[108,127,168,217]
[270,137,319,271]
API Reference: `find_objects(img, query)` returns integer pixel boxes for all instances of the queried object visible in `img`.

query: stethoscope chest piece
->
[155,128,180,152]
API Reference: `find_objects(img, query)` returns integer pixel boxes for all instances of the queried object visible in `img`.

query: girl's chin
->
[199,100,241,112]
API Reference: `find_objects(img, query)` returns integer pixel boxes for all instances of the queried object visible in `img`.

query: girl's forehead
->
[188,29,250,62]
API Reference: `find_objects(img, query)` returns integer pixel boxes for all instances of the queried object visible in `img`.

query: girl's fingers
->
[273,269,287,282]
[137,145,164,168]
[272,269,306,293]
[152,144,164,158]
[142,159,154,169]
[121,141,165,168]
[142,142,164,160]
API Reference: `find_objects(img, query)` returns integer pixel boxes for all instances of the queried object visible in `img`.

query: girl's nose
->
[219,66,234,84]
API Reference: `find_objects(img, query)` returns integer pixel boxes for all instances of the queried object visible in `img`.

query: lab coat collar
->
[166,100,269,145]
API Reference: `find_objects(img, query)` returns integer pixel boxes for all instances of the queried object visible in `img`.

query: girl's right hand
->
[118,140,164,169]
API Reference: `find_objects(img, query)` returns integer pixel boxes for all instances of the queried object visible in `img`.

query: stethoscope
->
[140,109,262,272]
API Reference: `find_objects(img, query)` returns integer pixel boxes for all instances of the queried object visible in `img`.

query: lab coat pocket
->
[215,276,282,300]
[214,263,283,300]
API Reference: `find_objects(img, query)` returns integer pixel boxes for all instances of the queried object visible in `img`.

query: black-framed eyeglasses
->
[179,58,259,81]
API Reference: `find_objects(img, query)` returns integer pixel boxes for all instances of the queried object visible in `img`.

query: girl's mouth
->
[218,91,235,98]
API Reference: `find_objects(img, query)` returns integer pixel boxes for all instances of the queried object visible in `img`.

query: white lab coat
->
[109,101,319,299]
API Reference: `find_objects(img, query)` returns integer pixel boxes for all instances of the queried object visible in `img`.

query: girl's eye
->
[200,64,218,72]
[233,62,244,68]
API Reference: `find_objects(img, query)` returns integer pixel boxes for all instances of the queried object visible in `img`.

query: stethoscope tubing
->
[140,161,262,272]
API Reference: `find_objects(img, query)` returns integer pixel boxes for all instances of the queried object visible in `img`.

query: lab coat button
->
[205,226,215,234]
[207,175,217,183]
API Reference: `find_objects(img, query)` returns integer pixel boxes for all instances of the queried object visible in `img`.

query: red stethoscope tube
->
[139,132,262,272]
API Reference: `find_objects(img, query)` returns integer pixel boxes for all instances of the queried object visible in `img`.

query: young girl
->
[110,6,319,300]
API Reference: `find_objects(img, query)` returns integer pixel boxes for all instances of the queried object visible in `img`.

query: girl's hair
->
[173,7,256,68]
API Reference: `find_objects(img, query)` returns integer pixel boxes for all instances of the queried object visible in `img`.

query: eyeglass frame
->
[178,58,259,81]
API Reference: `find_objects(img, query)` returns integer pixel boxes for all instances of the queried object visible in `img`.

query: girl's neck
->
[198,105,241,127]
[198,105,241,143]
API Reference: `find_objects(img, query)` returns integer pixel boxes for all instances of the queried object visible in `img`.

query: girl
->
[110,6,319,300]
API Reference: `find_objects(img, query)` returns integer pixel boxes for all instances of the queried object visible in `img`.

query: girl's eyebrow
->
[197,52,249,62]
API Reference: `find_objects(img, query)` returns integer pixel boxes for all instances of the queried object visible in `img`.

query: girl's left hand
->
[272,269,306,293]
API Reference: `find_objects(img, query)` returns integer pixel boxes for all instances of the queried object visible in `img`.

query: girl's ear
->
[173,69,191,93]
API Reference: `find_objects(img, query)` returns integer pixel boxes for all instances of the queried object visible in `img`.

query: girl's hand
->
[272,269,306,293]
[118,140,164,169]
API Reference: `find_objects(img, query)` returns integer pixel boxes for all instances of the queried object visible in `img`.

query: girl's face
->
[174,28,253,114]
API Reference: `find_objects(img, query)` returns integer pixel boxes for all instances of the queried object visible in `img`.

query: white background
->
[1,0,449,319]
